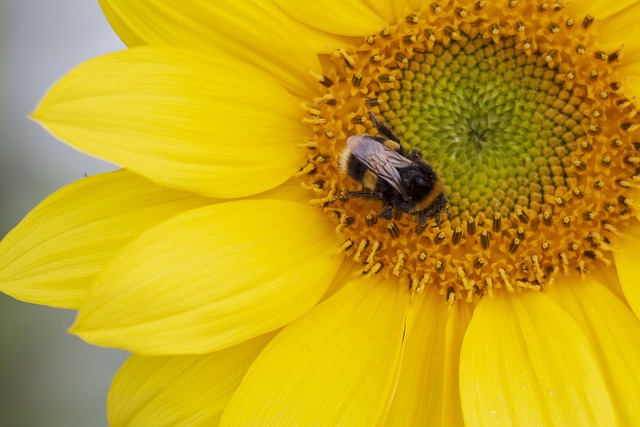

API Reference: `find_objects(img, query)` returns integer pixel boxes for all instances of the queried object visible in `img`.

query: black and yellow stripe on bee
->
[411,175,443,214]
[340,147,376,190]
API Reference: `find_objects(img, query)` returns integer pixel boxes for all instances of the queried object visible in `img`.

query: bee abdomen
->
[340,148,378,191]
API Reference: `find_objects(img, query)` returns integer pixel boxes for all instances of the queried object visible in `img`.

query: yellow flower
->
[2,0,640,424]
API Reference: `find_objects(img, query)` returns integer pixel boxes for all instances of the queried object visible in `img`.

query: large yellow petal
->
[272,0,388,36]
[591,263,626,303]
[564,0,640,99]
[547,278,640,425]
[384,288,472,426]
[365,0,407,24]
[33,46,307,198]
[404,0,425,12]
[564,0,640,21]
[0,170,211,309]
[592,1,640,49]
[588,1,640,100]
[71,200,340,354]
[221,278,409,425]
[99,0,321,98]
[459,292,616,426]
[613,48,640,103]
[613,222,640,319]
[108,333,274,427]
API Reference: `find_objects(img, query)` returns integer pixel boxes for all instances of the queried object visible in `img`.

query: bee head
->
[401,169,434,200]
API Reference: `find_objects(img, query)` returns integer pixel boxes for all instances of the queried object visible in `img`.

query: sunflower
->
[2,0,640,425]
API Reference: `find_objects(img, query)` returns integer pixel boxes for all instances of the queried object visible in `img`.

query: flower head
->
[2,0,640,425]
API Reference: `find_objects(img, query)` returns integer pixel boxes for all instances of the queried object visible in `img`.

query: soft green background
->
[1,1,128,426]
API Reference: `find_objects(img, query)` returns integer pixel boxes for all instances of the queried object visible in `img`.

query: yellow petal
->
[0,170,211,308]
[614,50,640,103]
[272,0,387,36]
[366,0,407,24]
[33,46,307,198]
[384,288,472,426]
[459,292,616,426]
[588,1,640,100]
[564,0,640,20]
[320,256,355,301]
[108,333,274,427]
[99,0,321,98]
[591,261,626,302]
[547,278,640,425]
[592,1,640,49]
[221,278,409,425]
[613,222,640,319]
[252,177,316,204]
[72,200,339,354]
[405,0,424,12]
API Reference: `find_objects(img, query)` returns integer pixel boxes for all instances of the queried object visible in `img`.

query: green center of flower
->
[382,35,582,218]
[297,2,639,302]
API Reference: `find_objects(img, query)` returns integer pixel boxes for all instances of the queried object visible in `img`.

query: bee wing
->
[347,135,413,200]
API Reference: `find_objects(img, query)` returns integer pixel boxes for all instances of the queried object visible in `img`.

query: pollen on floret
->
[295,1,640,302]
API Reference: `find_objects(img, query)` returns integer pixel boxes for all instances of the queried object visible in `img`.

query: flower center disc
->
[298,1,640,302]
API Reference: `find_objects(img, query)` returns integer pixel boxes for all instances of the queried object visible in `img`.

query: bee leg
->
[423,194,449,227]
[366,97,402,144]
[343,189,395,222]
[344,190,385,203]
[415,211,429,235]
[377,204,393,220]
[407,148,423,161]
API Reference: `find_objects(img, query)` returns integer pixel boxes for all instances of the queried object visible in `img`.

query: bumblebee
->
[339,101,447,233]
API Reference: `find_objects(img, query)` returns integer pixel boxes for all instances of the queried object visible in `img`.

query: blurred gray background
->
[1,1,129,426]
